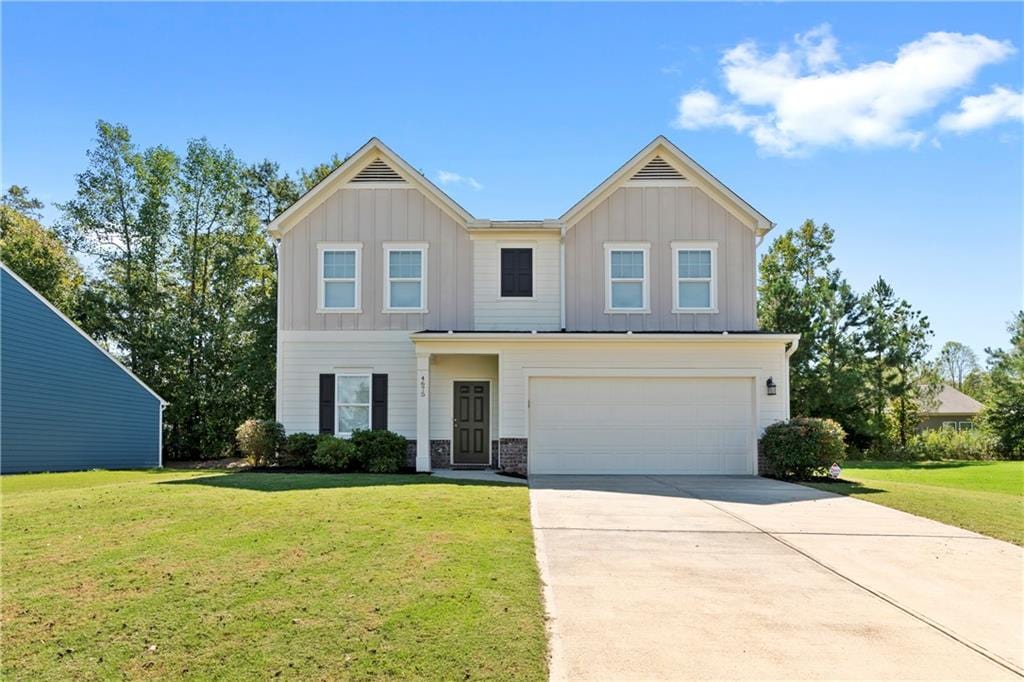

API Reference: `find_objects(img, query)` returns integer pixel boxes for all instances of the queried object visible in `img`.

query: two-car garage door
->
[529,377,755,475]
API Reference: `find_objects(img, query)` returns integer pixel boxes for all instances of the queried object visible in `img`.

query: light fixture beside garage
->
[766,377,777,396]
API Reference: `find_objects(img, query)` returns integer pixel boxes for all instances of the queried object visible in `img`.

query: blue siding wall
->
[1,269,162,473]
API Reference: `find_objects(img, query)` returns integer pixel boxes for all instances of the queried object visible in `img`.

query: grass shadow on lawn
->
[804,479,888,496]
[847,460,1002,471]
[160,470,520,493]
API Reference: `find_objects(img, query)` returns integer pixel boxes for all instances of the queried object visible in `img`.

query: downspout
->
[560,225,567,330]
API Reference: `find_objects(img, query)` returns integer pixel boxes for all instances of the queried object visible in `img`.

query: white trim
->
[317,242,362,313]
[560,136,774,235]
[335,373,372,438]
[604,242,650,313]
[383,242,428,313]
[268,138,474,237]
[524,370,760,476]
[0,262,167,405]
[413,332,800,344]
[450,379,493,466]
[158,404,165,468]
[559,229,566,330]
[497,243,536,301]
[671,241,718,313]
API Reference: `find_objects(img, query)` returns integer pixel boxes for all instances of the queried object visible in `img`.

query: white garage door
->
[529,377,755,475]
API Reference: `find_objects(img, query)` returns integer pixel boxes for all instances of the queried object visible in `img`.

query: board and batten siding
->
[472,236,561,331]
[565,186,757,331]
[1,268,162,474]
[278,187,473,332]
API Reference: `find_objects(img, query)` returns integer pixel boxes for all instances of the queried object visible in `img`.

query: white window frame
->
[672,241,717,313]
[497,242,536,301]
[335,373,371,437]
[958,421,974,431]
[604,242,650,313]
[942,421,957,431]
[383,242,428,313]
[317,242,362,313]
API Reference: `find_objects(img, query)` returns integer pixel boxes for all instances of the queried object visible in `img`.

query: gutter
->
[413,332,802,343]
[785,336,800,358]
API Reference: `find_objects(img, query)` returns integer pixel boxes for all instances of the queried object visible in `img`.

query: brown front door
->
[453,381,490,465]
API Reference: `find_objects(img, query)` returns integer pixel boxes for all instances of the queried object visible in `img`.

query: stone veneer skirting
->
[406,439,519,471]
[499,438,528,475]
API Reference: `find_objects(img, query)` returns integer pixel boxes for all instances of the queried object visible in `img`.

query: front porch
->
[414,352,522,473]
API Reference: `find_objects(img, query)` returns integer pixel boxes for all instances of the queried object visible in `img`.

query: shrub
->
[281,432,318,467]
[350,429,408,473]
[235,419,286,466]
[905,428,999,461]
[313,435,357,472]
[760,417,847,480]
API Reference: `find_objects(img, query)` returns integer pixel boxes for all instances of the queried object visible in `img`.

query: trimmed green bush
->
[760,417,847,480]
[282,432,318,467]
[235,419,286,466]
[350,429,408,473]
[313,435,356,472]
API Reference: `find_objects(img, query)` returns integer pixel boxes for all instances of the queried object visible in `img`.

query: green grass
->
[804,460,1024,545]
[1,469,548,680]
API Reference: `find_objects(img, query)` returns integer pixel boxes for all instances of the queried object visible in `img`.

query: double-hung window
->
[673,242,716,312]
[318,243,361,312]
[605,243,649,312]
[336,374,371,437]
[384,243,427,312]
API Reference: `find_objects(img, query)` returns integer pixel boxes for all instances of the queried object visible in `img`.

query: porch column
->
[416,352,431,472]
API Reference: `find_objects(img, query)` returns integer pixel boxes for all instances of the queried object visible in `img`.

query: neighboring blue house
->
[1,263,166,474]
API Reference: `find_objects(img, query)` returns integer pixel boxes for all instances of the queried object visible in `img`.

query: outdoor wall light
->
[766,377,777,396]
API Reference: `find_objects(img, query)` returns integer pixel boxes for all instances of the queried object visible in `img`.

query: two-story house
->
[269,137,798,476]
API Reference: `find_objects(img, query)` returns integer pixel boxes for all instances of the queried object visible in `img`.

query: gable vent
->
[631,155,685,181]
[350,158,404,183]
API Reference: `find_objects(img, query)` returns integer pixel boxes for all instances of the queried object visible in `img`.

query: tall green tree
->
[758,220,869,442]
[861,278,933,448]
[59,121,175,376]
[982,312,1024,455]
[937,341,979,391]
[1,187,84,315]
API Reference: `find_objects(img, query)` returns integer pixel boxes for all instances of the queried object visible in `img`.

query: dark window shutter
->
[319,374,335,434]
[501,248,533,297]
[372,374,388,430]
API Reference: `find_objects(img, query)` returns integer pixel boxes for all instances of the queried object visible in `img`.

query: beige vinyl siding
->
[494,340,788,437]
[279,187,473,331]
[277,331,417,437]
[565,186,756,331]
[428,354,499,441]
[472,237,561,331]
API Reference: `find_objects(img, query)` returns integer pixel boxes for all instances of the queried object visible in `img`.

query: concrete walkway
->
[530,475,1024,681]
[430,468,526,485]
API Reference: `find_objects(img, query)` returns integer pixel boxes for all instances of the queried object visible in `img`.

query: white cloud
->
[437,170,482,191]
[673,24,1017,156]
[938,86,1024,132]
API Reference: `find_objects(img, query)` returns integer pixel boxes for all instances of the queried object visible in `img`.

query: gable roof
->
[267,138,475,238]
[0,262,167,405]
[921,384,984,416]
[559,136,774,236]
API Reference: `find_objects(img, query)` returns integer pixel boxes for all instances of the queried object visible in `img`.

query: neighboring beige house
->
[919,385,984,432]
[269,136,798,475]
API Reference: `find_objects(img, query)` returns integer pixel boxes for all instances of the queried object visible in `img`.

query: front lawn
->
[1,470,548,680]
[803,460,1024,545]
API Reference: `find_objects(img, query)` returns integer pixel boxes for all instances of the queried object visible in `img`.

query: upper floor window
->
[384,242,428,312]
[500,247,533,298]
[605,242,650,312]
[673,242,716,312]
[318,242,361,312]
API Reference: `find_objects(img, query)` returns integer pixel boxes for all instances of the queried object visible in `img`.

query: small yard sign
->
[828,462,842,480]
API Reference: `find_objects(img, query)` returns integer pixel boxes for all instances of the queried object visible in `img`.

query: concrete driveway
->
[530,475,1024,681]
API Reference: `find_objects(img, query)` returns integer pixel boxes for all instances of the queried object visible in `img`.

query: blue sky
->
[2,2,1022,357]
